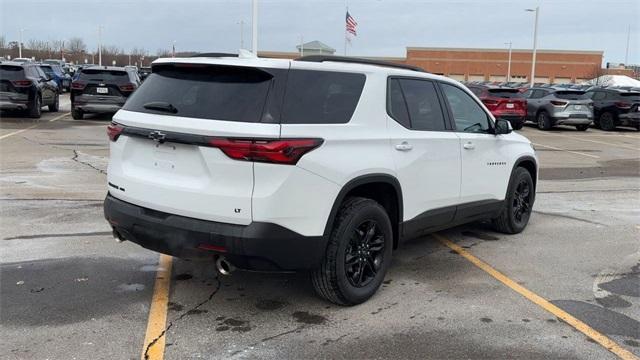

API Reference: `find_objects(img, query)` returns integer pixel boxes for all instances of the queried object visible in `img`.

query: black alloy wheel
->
[345,220,385,288]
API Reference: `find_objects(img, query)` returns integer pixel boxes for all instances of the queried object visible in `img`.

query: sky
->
[1,0,638,65]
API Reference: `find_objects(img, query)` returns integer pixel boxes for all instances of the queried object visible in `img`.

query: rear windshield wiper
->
[143,102,178,114]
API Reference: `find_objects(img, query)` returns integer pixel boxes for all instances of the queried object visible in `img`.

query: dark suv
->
[585,88,640,131]
[70,66,140,120]
[0,62,59,118]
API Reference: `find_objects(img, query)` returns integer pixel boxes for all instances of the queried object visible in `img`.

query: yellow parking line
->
[141,254,173,360]
[434,234,639,360]
[532,142,600,159]
[545,133,640,152]
[0,112,69,141]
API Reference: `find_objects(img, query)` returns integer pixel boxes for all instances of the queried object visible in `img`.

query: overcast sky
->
[1,0,638,64]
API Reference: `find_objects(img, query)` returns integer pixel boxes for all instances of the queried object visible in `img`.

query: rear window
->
[620,92,640,99]
[0,65,25,80]
[554,90,588,100]
[123,64,276,122]
[281,70,365,124]
[487,88,522,98]
[40,66,55,76]
[79,69,129,83]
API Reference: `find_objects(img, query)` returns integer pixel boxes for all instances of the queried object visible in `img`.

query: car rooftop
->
[82,65,127,71]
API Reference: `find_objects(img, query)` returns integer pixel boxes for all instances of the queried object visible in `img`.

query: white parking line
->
[0,112,69,141]
[532,142,600,159]
[544,132,640,152]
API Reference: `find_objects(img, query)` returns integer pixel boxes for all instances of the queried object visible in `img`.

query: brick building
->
[404,47,605,84]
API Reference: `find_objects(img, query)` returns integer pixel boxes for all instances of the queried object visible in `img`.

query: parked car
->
[70,66,140,119]
[466,85,527,129]
[12,58,33,64]
[138,66,151,81]
[0,61,59,118]
[38,64,71,92]
[585,88,640,130]
[104,55,538,305]
[522,88,593,130]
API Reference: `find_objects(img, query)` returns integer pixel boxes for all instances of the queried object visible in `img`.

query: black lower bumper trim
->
[103,194,327,271]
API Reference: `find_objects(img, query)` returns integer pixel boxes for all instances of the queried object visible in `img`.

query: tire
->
[48,93,59,112]
[311,197,393,305]
[536,111,552,130]
[492,167,534,234]
[511,119,524,130]
[28,94,42,119]
[575,124,589,131]
[72,108,84,120]
[599,112,616,131]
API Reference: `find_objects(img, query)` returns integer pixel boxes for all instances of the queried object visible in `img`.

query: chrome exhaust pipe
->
[216,256,235,275]
[112,228,125,243]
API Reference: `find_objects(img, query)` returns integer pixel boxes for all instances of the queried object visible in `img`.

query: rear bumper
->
[619,112,640,126]
[103,194,327,271]
[0,100,28,110]
[73,95,125,113]
[74,103,124,113]
[551,116,593,125]
[494,114,525,124]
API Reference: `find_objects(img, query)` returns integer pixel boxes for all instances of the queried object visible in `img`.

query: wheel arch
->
[323,174,403,249]
[512,156,538,195]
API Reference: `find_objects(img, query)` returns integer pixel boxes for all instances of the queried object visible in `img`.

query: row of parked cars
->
[0,60,144,119]
[463,83,640,131]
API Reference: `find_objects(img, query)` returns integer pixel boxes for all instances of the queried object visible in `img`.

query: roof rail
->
[190,53,238,58]
[295,55,425,72]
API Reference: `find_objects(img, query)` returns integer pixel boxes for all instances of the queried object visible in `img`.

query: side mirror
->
[494,119,512,135]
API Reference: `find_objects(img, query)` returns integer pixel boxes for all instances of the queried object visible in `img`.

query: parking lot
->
[0,93,638,359]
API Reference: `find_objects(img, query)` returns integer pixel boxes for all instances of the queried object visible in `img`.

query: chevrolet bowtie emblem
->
[148,130,167,143]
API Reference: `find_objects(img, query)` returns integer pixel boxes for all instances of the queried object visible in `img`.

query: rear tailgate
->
[484,88,526,114]
[108,60,288,225]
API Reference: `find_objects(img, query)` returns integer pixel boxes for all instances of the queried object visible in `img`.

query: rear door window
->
[123,64,280,122]
[397,79,447,131]
[281,69,365,124]
[387,78,410,128]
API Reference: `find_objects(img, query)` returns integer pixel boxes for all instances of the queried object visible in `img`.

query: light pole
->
[625,24,631,65]
[98,25,103,66]
[526,7,539,87]
[505,42,512,82]
[251,0,258,55]
[18,28,26,58]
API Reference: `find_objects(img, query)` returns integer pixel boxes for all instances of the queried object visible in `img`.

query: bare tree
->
[156,48,171,57]
[68,37,86,53]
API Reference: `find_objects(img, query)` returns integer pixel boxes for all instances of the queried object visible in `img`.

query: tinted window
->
[387,78,410,128]
[79,69,130,83]
[124,65,276,122]
[40,66,55,77]
[0,65,25,80]
[592,91,606,100]
[441,83,491,133]
[522,89,533,98]
[398,79,446,131]
[468,87,483,96]
[554,91,588,100]
[282,70,365,124]
[487,88,522,98]
[532,89,548,98]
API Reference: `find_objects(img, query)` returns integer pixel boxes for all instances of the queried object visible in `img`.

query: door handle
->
[463,142,475,150]
[395,142,413,151]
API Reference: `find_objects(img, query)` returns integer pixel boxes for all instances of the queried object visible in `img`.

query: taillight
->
[482,99,499,108]
[550,100,567,106]
[119,83,135,92]
[615,101,632,109]
[107,123,124,142]
[71,81,87,90]
[209,138,323,165]
[11,80,32,87]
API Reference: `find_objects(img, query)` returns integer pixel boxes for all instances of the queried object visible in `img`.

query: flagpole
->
[344,6,348,56]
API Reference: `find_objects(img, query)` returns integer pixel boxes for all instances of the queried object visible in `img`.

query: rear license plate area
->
[96,87,108,94]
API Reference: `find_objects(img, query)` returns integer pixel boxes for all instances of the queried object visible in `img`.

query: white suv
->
[104,55,537,305]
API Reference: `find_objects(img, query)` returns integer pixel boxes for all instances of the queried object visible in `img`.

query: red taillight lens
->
[107,123,124,142]
[615,101,632,109]
[209,138,323,165]
[550,100,568,106]
[119,83,135,92]
[482,99,499,108]
[71,81,87,90]
[11,80,32,87]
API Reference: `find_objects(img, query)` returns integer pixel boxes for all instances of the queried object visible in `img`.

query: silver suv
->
[523,88,593,131]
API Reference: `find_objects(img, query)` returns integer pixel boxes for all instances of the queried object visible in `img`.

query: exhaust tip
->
[112,228,125,243]
[216,257,235,275]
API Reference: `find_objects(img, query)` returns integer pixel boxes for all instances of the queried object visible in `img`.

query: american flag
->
[346,11,357,36]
